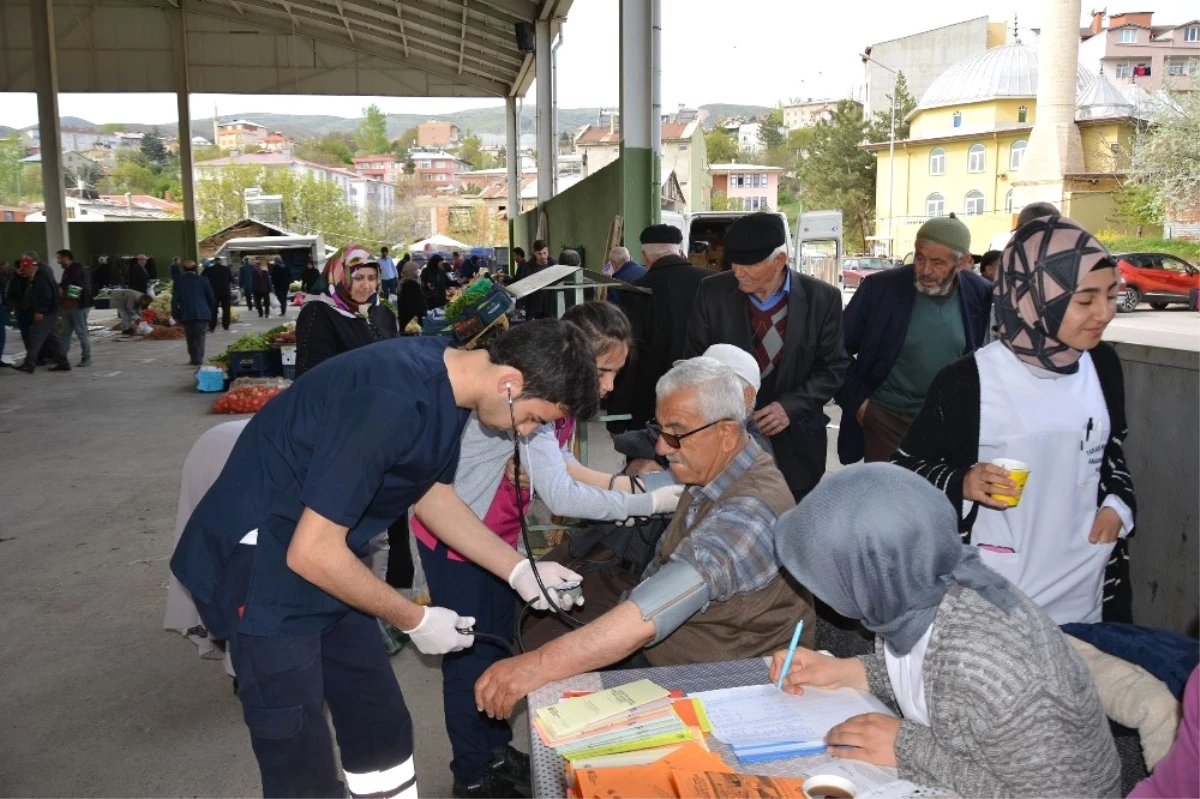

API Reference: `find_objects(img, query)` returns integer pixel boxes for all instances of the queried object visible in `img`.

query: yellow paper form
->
[536,679,669,739]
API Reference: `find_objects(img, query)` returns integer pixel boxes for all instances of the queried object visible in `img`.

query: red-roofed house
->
[262,132,293,153]
[574,116,710,210]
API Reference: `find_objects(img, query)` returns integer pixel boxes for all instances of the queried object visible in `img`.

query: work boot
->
[15,361,34,373]
[490,746,531,797]
[452,770,523,799]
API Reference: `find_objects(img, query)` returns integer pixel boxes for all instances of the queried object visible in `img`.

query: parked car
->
[1114,252,1199,312]
[841,257,892,289]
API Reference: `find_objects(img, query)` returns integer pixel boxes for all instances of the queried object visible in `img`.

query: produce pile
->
[144,325,186,340]
[443,278,493,322]
[266,324,296,345]
[211,377,292,414]
[150,290,173,315]
[227,332,272,352]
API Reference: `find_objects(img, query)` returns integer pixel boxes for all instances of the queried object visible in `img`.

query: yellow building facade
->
[867,43,1144,257]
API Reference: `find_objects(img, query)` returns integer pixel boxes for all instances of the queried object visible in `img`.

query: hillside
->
[11,102,771,143]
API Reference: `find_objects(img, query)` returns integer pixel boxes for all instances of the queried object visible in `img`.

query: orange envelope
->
[573,743,733,799]
[671,770,807,799]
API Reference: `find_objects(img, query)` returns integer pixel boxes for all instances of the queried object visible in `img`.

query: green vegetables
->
[227,332,272,352]
[444,278,493,322]
[265,325,288,336]
[208,352,230,366]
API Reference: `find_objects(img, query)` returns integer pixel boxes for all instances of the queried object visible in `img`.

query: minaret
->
[213,105,220,147]
[1011,0,1085,212]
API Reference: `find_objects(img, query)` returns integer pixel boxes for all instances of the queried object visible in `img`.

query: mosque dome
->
[915,43,1094,112]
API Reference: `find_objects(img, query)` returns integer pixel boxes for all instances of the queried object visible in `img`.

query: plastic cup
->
[989,458,1030,507]
[802,775,857,799]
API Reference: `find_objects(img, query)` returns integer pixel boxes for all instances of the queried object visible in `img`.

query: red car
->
[842,257,892,289]
[1115,252,1199,312]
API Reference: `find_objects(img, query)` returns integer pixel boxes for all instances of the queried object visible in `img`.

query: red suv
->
[842,257,891,289]
[1115,252,1199,312]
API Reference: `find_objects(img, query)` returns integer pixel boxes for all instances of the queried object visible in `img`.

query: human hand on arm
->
[1088,506,1123,544]
[286,507,471,654]
[769,648,869,695]
[962,463,1018,509]
[475,600,655,718]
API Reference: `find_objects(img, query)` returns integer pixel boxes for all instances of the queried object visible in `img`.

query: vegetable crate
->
[451,287,514,343]
[282,365,296,380]
[228,349,282,379]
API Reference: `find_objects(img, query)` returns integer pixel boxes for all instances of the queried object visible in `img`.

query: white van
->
[660,210,793,271]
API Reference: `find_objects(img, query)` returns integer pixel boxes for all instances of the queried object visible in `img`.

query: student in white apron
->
[893,215,1136,624]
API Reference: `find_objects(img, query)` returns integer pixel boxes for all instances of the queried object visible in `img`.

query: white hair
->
[608,246,630,266]
[656,357,748,425]
[641,243,681,264]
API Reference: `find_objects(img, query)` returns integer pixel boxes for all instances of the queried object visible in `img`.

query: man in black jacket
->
[204,257,234,331]
[15,252,71,373]
[684,213,848,501]
[608,224,712,432]
[128,255,151,294]
[270,256,291,317]
[834,213,991,464]
[513,239,557,320]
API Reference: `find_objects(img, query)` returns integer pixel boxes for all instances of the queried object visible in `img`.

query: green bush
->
[1094,231,1199,263]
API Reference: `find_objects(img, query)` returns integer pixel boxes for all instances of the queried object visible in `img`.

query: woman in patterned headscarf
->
[892,215,1136,624]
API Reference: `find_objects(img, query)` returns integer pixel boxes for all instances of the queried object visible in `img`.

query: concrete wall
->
[1111,341,1200,635]
[866,16,990,115]
[511,159,622,276]
[0,221,195,271]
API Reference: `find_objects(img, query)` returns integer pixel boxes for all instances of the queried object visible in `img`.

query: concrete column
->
[1011,0,1083,211]
[535,19,554,206]
[505,96,520,229]
[619,0,660,241]
[30,0,68,266]
[170,6,198,261]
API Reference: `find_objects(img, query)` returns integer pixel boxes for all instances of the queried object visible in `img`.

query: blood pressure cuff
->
[629,559,710,645]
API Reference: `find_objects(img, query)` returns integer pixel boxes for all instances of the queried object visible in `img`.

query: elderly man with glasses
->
[474,357,817,720]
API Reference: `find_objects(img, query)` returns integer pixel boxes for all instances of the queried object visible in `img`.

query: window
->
[968,144,986,173]
[422,174,432,181]
[1010,139,1027,170]
[1168,60,1186,76]
[679,144,689,151]
[1018,105,1028,123]
[3,211,12,221]
[760,196,769,211]
[964,190,985,216]
[1186,26,1200,42]
[66,207,76,219]
[1005,189,1014,214]
[750,196,761,210]
[929,147,946,175]
[926,193,945,217]
[1161,255,1191,272]
[436,173,447,182]
[449,207,473,227]
[1119,28,1138,43]
[1115,62,1133,79]
[952,112,962,128]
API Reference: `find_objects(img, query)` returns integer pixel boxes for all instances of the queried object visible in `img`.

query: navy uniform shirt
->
[171,337,470,636]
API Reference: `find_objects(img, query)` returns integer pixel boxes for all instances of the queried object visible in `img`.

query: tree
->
[795,100,876,252]
[100,150,159,196]
[390,126,418,156]
[705,128,738,164]
[195,164,360,242]
[495,146,507,168]
[458,134,487,170]
[868,71,917,144]
[140,128,169,169]
[294,133,354,167]
[0,132,27,205]
[1128,89,1200,224]
[355,104,390,155]
[711,190,731,211]
[757,109,785,152]
[195,165,264,237]
[1111,179,1163,235]
[66,161,103,192]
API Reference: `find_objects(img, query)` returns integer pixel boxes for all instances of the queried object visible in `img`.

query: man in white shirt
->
[378,246,398,300]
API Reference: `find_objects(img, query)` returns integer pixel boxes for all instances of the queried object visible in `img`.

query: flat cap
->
[725,212,787,266]
[639,224,683,245]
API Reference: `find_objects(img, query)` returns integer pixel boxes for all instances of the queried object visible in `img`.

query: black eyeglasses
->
[648,418,730,449]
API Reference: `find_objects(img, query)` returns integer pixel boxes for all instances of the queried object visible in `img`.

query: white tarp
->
[409,234,471,252]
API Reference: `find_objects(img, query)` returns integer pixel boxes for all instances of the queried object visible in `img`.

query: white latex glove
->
[649,484,685,515]
[402,606,475,655]
[508,559,585,611]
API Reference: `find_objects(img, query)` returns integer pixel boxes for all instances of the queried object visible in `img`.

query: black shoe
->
[16,362,35,373]
[490,746,531,797]
[49,363,71,372]
[452,770,524,799]
[77,361,90,368]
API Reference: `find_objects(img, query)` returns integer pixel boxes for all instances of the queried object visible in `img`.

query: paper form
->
[690,684,884,746]
[536,679,669,739]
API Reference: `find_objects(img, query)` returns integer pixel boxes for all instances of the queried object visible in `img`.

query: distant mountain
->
[0,125,13,137]
[6,102,772,144]
[19,116,97,131]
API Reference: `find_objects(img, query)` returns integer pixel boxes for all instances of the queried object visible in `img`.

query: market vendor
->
[170,321,598,799]
[108,287,152,336]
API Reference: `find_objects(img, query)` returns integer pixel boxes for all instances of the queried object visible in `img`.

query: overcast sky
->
[3,0,1197,128]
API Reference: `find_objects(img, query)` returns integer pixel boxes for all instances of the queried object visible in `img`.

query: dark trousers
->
[183,320,208,365]
[16,310,33,351]
[861,401,915,463]
[25,312,68,369]
[244,289,255,311]
[275,289,289,316]
[0,303,7,361]
[196,546,416,799]
[382,278,398,299]
[254,292,270,317]
[210,294,232,331]
[418,540,515,785]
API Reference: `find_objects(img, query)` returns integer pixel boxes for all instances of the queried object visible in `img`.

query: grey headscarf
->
[776,463,1016,655]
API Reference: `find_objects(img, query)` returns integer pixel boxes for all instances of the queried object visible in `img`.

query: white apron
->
[973,342,1114,624]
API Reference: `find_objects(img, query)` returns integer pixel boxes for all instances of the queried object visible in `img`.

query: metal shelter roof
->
[1,0,570,99]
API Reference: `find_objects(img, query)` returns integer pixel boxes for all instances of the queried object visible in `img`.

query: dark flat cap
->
[725,212,787,266]
[640,224,683,245]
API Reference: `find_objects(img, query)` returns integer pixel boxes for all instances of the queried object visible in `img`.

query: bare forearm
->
[565,460,632,492]
[536,601,655,681]
[287,510,424,629]
[414,483,523,578]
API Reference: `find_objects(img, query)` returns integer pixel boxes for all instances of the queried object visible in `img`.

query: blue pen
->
[776,619,805,690]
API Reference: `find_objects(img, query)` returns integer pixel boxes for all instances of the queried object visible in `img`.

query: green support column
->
[619,0,660,241]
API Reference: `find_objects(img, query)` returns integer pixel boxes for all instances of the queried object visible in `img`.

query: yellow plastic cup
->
[989,458,1030,507]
